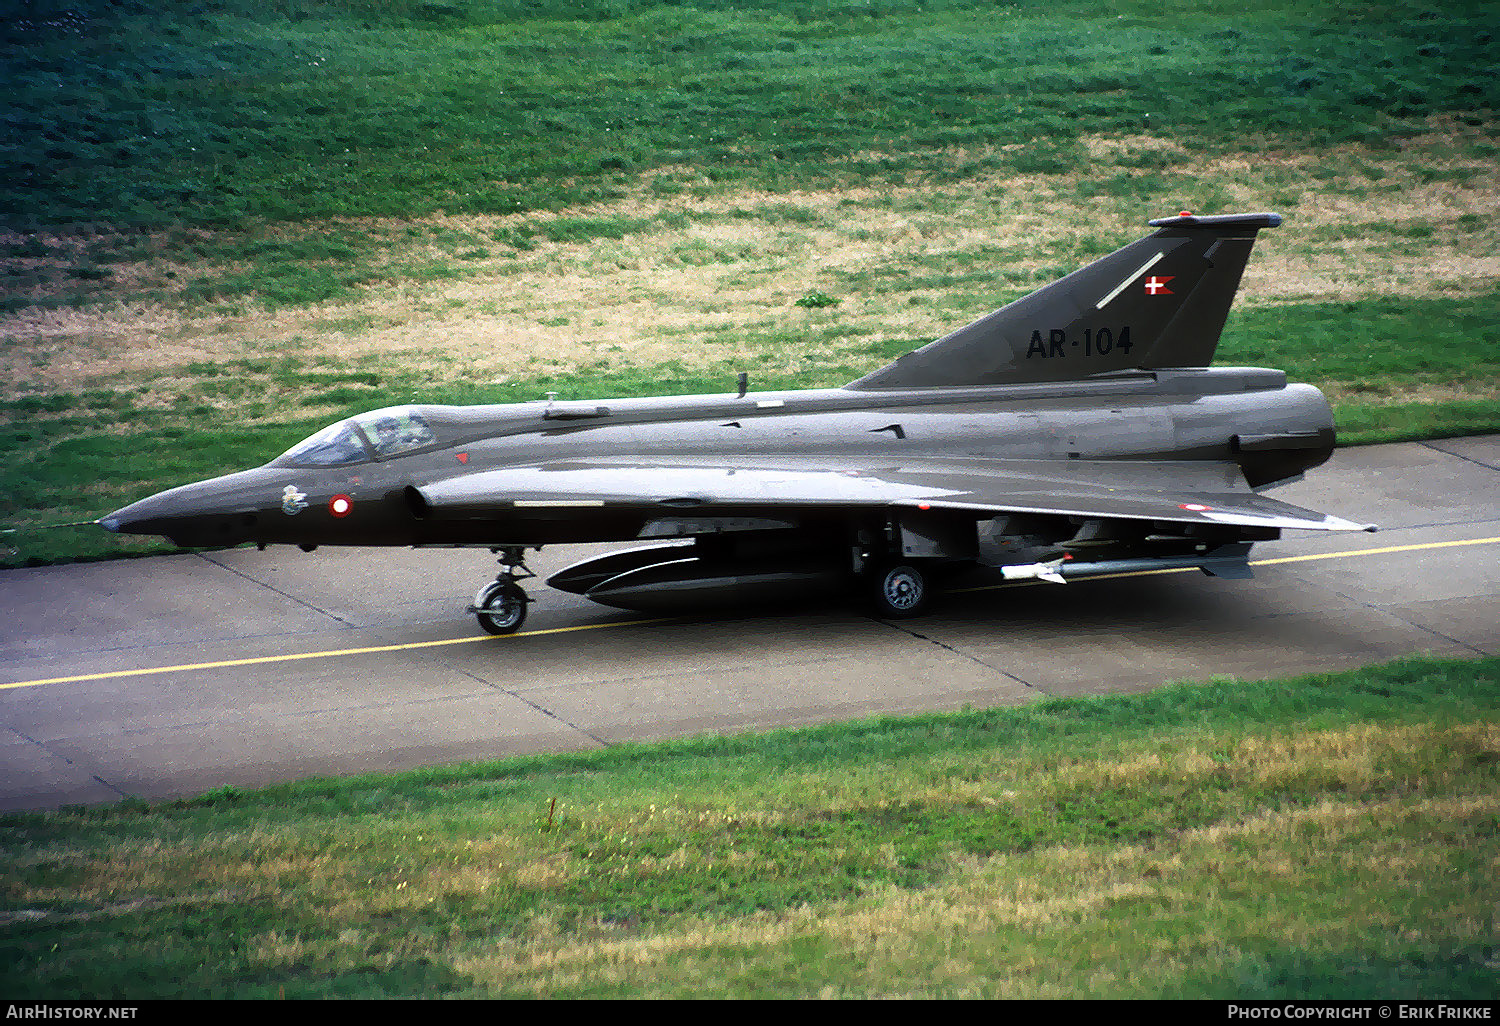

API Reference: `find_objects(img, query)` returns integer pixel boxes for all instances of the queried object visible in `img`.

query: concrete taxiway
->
[1,436,1496,811]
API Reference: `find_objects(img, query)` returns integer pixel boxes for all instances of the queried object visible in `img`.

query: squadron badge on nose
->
[281,485,309,516]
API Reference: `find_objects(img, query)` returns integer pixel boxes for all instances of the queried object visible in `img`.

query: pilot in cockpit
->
[374,416,402,454]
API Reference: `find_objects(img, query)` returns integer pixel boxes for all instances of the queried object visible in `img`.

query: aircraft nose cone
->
[98,490,183,538]
[99,467,285,546]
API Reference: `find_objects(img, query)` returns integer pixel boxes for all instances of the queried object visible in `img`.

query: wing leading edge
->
[414,456,1375,534]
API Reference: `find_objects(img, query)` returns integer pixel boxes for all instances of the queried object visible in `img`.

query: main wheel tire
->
[870,562,931,619]
[475,579,528,635]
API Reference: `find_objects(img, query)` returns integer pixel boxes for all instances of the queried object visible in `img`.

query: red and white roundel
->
[328,494,354,518]
[1179,502,1213,512]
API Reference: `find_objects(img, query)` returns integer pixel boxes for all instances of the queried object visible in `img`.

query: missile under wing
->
[100,211,1372,634]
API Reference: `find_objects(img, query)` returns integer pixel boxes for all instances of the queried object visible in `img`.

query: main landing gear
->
[868,561,933,619]
[469,546,535,635]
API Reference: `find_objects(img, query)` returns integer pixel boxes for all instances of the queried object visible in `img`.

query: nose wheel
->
[468,546,535,635]
[473,579,527,635]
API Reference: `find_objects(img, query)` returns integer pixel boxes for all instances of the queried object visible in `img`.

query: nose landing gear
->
[469,546,536,635]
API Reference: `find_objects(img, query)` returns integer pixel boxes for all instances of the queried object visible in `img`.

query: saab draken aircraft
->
[101,212,1374,635]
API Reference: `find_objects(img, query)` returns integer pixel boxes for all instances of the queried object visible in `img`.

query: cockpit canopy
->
[276,406,438,466]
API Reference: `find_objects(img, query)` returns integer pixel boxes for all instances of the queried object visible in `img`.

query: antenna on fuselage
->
[736,372,748,399]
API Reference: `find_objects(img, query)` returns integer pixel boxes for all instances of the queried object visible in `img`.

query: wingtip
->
[1328,517,1380,533]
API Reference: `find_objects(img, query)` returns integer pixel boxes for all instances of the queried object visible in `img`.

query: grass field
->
[3,5,1497,998]
[1,655,1496,998]
[3,0,1498,565]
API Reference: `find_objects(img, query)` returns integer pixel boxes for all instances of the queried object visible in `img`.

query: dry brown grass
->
[1,125,1495,413]
[450,792,1500,996]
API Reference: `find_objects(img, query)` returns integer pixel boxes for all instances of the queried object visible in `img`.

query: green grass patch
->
[535,215,659,245]
[1,655,1495,997]
[1331,401,1500,445]
[2,0,1496,234]
[1222,296,1500,384]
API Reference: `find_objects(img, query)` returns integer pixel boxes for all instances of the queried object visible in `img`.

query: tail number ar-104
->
[1026,327,1134,360]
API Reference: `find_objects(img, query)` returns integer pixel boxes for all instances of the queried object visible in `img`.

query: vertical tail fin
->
[847,212,1281,390]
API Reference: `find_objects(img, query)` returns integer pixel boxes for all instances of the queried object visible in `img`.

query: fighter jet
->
[100,211,1374,635]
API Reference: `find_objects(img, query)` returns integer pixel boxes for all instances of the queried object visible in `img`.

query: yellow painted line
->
[1250,535,1500,566]
[951,534,1500,592]
[0,617,674,692]
[4,535,1498,693]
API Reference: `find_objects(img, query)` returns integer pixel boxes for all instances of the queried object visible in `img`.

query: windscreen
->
[278,419,370,466]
